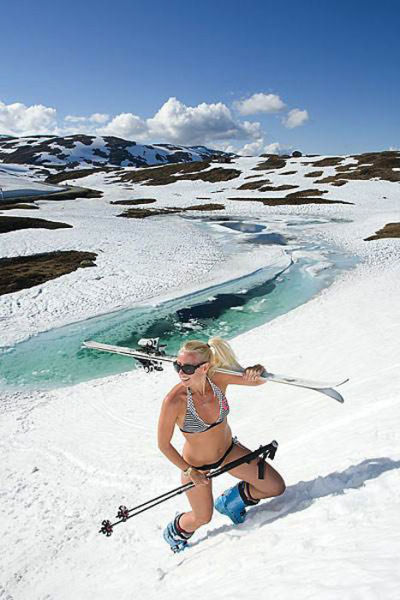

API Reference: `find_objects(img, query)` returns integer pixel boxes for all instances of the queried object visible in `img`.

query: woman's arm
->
[157,390,210,486]
[215,364,267,387]
[157,392,190,471]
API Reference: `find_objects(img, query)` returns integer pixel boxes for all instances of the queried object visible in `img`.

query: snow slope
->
[0,259,399,600]
[0,151,399,599]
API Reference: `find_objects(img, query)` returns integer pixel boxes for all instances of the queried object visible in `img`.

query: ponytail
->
[179,336,242,376]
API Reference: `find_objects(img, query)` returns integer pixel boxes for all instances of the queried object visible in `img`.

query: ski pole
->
[99,440,278,536]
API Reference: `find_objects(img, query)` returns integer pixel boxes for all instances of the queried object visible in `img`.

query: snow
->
[0,153,400,599]
[0,168,63,198]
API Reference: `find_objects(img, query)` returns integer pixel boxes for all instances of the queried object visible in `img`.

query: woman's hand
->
[243,364,266,382]
[185,468,210,486]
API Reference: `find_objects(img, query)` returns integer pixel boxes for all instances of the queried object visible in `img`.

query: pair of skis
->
[82,340,348,403]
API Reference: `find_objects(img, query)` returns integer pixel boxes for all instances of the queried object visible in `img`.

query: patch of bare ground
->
[304,171,324,178]
[317,176,348,186]
[237,179,273,190]
[183,203,225,212]
[8,186,103,203]
[118,203,225,218]
[0,251,97,296]
[252,156,287,171]
[285,189,328,198]
[46,167,117,184]
[0,203,40,210]
[115,161,240,186]
[227,197,353,206]
[0,216,72,234]
[244,174,266,180]
[279,171,297,175]
[364,222,400,241]
[110,199,157,206]
[259,184,299,192]
[196,197,211,199]
[314,152,400,183]
[307,157,343,167]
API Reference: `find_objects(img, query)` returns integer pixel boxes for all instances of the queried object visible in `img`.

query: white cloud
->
[0,96,304,152]
[235,93,286,115]
[283,108,309,129]
[146,97,260,145]
[65,115,87,123]
[236,140,289,156]
[263,142,283,154]
[237,139,265,156]
[89,113,109,124]
[65,113,109,124]
[98,112,147,138]
[0,100,57,135]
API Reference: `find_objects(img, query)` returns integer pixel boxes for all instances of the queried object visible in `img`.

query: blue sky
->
[0,0,399,154]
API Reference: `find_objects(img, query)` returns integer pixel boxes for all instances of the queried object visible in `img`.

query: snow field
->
[1,153,400,598]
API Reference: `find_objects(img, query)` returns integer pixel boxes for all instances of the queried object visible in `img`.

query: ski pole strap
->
[207,440,278,481]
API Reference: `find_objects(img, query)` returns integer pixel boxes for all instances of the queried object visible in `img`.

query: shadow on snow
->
[191,457,400,547]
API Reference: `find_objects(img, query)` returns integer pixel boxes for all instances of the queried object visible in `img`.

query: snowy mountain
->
[0,134,234,170]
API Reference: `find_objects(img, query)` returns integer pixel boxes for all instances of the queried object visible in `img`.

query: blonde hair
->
[179,336,242,376]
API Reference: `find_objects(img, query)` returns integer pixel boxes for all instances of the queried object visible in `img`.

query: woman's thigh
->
[181,471,214,519]
[222,441,285,496]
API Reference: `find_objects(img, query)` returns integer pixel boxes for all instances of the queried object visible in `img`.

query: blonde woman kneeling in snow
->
[158,337,285,552]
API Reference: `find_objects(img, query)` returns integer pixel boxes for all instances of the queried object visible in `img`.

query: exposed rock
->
[285,189,328,198]
[46,167,117,184]
[279,171,297,175]
[0,203,39,210]
[315,151,400,184]
[110,199,157,206]
[118,203,225,219]
[253,155,287,171]
[259,184,299,192]
[292,151,302,157]
[0,216,72,234]
[308,157,344,167]
[0,251,97,296]
[183,203,225,212]
[7,186,103,203]
[364,222,400,241]
[115,162,240,186]
[318,176,348,186]
[237,179,273,190]
[304,171,323,178]
[227,197,353,205]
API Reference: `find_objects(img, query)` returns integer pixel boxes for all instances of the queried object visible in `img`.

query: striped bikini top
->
[180,376,230,434]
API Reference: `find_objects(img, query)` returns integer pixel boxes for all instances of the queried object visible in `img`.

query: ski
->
[82,340,347,402]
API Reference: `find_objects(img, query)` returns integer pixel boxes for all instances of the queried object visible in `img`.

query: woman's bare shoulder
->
[208,372,229,393]
[164,383,187,405]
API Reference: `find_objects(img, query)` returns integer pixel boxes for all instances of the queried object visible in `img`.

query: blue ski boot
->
[214,481,259,524]
[163,513,193,553]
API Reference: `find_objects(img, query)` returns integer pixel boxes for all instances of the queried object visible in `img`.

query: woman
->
[157,337,286,552]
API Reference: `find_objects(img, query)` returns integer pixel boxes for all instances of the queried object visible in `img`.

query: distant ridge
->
[0,134,234,171]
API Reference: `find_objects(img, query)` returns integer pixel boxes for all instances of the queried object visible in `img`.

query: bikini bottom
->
[194,438,236,471]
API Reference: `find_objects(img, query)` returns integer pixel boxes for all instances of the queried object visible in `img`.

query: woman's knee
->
[270,477,286,497]
[255,474,286,498]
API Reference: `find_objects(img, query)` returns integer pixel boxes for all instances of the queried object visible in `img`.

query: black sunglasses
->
[173,361,207,375]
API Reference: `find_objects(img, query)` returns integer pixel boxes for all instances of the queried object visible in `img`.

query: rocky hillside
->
[0,134,234,170]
